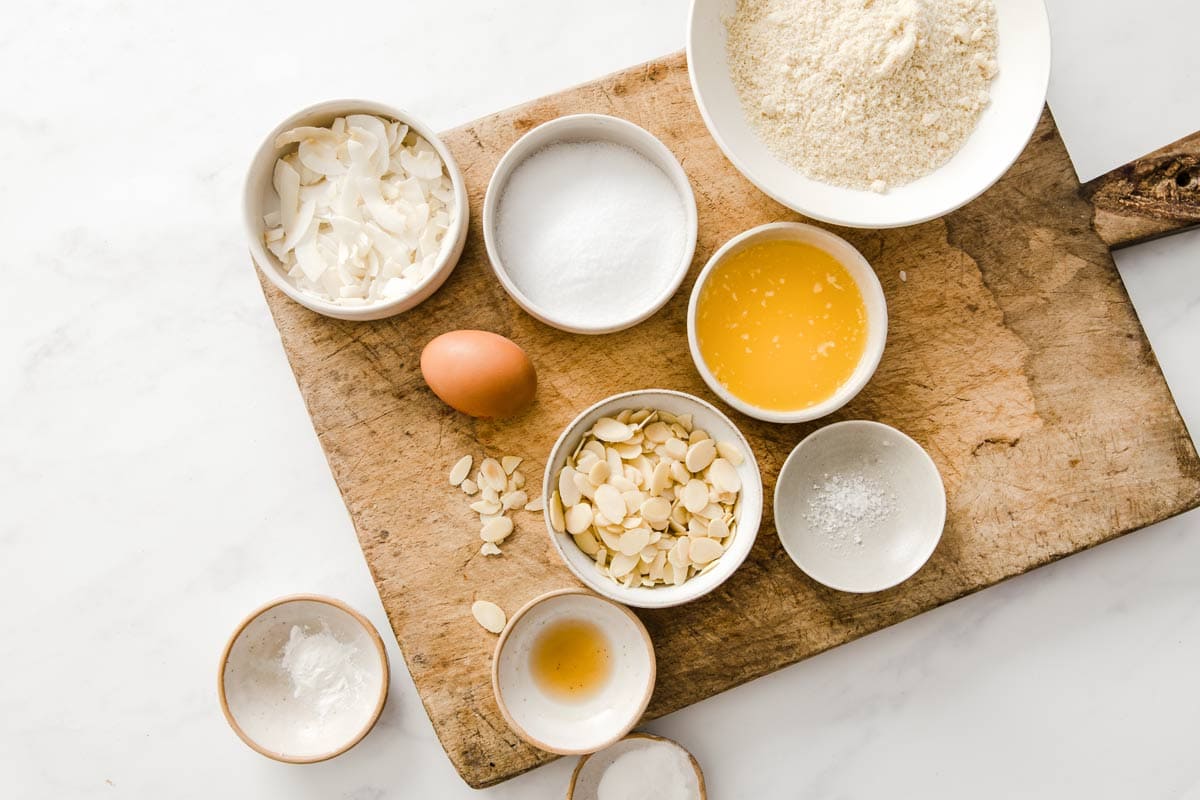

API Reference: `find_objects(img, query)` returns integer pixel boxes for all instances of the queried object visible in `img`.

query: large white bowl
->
[243,99,469,321]
[482,114,698,335]
[686,222,887,424]
[686,0,1051,228]
[543,390,763,608]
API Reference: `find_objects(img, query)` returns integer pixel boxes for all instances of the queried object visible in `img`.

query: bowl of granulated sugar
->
[688,0,1051,228]
[483,114,698,334]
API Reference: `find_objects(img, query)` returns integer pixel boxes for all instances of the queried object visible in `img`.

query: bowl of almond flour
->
[687,0,1050,228]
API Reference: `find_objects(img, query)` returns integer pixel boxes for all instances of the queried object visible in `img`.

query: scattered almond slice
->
[460,478,479,496]
[481,516,514,543]
[449,455,473,486]
[471,600,506,634]
[501,456,523,475]
[480,458,507,492]
[480,542,502,556]
[524,496,545,512]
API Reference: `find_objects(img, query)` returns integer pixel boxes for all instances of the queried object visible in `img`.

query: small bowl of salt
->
[218,594,389,763]
[568,733,706,800]
[482,114,698,334]
[774,420,946,593]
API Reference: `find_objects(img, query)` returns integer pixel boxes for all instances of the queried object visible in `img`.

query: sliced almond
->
[609,551,639,578]
[664,437,688,461]
[449,455,473,486]
[676,413,694,432]
[480,458,507,492]
[549,490,566,533]
[649,462,672,496]
[524,496,545,512]
[689,536,724,565]
[668,536,690,567]
[640,497,672,524]
[501,456,522,475]
[594,484,626,525]
[480,516,514,543]
[598,528,623,551]
[565,503,594,535]
[511,470,526,489]
[708,518,730,540]
[587,461,611,485]
[558,467,582,507]
[685,439,717,472]
[480,542,502,556]
[708,458,741,493]
[460,479,479,496]
[470,499,502,515]
[572,529,601,556]
[716,440,745,465]
[670,460,691,485]
[682,479,709,514]
[471,600,506,634]
[618,527,651,556]
[500,490,528,511]
[643,421,671,444]
[593,417,634,443]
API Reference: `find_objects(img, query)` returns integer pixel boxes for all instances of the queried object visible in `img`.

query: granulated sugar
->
[726,0,999,192]
[495,141,687,330]
[804,471,896,549]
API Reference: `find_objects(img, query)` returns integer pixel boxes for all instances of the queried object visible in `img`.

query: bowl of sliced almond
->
[543,389,762,609]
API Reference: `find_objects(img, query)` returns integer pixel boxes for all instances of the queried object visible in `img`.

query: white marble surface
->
[2,1,1198,797]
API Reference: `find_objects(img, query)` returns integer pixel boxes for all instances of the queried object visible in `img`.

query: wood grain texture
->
[257,53,1200,788]
[1082,129,1200,249]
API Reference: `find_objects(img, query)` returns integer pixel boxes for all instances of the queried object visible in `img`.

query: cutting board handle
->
[1082,130,1200,249]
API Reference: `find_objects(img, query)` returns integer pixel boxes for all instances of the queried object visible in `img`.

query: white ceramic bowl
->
[686,0,1052,228]
[568,733,707,799]
[243,99,469,321]
[543,389,763,608]
[687,222,887,424]
[218,594,389,763]
[774,421,946,592]
[481,114,698,334]
[491,589,655,754]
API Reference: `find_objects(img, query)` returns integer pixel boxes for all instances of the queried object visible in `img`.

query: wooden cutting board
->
[257,53,1200,788]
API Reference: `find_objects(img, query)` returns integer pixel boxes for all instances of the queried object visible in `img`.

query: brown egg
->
[420,330,537,419]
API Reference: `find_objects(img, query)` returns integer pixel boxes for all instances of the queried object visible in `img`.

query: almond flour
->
[726,0,999,192]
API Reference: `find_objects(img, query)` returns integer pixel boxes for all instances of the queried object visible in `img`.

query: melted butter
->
[529,618,612,702]
[695,239,868,411]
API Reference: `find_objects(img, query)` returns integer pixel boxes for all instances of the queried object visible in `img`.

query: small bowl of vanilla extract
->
[490,589,656,754]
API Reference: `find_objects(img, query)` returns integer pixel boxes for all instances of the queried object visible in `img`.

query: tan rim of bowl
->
[566,732,707,799]
[217,593,390,764]
[490,588,657,755]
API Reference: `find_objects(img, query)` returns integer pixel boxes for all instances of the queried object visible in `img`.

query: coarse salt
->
[804,471,896,549]
[495,141,687,329]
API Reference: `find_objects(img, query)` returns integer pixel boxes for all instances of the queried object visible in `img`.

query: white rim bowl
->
[773,421,946,593]
[686,222,887,424]
[686,0,1052,228]
[218,594,390,763]
[481,114,699,335]
[491,589,655,755]
[543,389,762,608]
[243,99,469,321]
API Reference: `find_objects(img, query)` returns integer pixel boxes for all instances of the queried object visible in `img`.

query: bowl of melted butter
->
[687,222,887,423]
[491,589,655,755]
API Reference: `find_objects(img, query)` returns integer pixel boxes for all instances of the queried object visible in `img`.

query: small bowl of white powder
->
[483,114,698,334]
[568,733,706,800]
[218,595,389,763]
[687,0,1051,228]
[774,420,946,592]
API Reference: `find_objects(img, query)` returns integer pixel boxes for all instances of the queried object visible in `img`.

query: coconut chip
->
[263,114,456,306]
